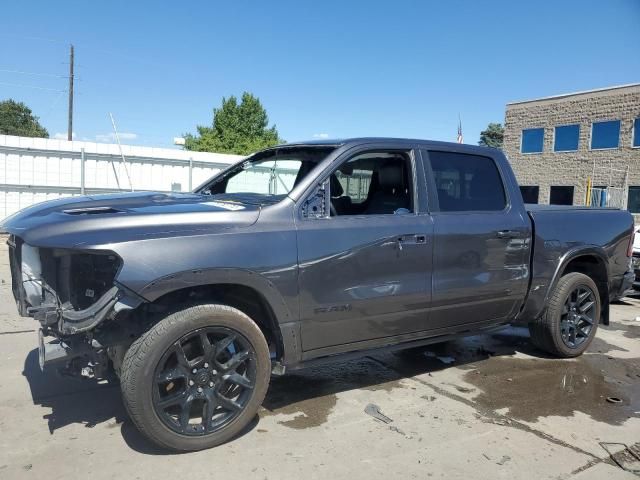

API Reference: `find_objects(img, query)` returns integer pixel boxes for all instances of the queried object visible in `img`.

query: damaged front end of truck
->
[8,235,144,378]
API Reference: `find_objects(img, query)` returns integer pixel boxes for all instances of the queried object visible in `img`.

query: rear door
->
[421,149,530,329]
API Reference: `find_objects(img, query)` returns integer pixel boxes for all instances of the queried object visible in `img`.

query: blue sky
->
[1,0,639,148]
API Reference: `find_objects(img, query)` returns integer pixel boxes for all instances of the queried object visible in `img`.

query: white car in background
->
[632,225,640,291]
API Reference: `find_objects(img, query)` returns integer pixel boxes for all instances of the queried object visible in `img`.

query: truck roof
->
[274,137,498,155]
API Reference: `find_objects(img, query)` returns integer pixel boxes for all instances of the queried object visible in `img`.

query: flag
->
[457,116,463,144]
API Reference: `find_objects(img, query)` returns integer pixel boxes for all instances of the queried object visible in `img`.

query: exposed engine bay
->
[8,235,143,378]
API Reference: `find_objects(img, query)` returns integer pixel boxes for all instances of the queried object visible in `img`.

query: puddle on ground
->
[463,354,640,425]
[259,324,639,429]
[261,357,406,429]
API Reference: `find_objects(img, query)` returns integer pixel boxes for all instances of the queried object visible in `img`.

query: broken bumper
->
[8,236,141,336]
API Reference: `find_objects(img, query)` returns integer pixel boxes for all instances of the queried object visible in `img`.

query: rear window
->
[427,151,506,212]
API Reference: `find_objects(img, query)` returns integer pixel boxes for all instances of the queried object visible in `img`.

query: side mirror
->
[302,180,330,218]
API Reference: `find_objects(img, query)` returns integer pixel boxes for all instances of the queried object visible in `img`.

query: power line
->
[0,68,67,78]
[0,33,67,45]
[0,81,66,92]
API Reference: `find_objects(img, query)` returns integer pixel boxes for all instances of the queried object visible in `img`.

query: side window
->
[330,151,413,216]
[428,151,506,212]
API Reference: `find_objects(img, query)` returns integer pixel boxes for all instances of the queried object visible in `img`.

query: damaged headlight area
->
[17,243,123,334]
[9,236,144,377]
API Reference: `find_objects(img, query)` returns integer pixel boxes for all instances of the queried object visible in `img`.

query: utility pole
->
[67,44,74,141]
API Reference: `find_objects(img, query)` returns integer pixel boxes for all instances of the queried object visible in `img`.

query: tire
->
[529,272,601,358]
[120,304,271,452]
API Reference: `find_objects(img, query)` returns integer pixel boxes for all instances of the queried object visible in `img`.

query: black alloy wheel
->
[120,304,271,451]
[153,327,257,435]
[528,272,601,358]
[559,285,596,349]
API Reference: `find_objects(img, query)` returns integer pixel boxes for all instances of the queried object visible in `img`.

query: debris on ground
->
[496,455,511,465]
[424,351,455,364]
[364,403,393,424]
[606,396,623,404]
[445,383,476,394]
[421,395,437,402]
[389,425,407,436]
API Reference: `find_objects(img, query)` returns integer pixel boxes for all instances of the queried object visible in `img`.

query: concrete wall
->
[0,134,244,219]
[503,84,640,207]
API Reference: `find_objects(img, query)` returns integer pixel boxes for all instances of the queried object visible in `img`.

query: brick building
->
[503,84,640,215]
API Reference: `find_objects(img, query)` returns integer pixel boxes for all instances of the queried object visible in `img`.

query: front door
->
[295,148,433,353]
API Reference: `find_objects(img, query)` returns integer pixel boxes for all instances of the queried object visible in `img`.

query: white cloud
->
[95,132,138,143]
[53,132,75,140]
[312,133,329,139]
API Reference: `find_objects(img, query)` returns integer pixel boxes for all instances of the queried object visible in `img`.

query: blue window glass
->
[521,128,544,153]
[554,124,580,152]
[634,118,640,147]
[591,120,620,149]
[628,186,640,213]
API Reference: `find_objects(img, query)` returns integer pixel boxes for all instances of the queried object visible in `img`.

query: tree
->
[0,99,49,138]
[478,122,504,149]
[185,92,282,155]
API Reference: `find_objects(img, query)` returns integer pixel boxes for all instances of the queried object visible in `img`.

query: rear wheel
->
[529,272,600,357]
[120,304,271,451]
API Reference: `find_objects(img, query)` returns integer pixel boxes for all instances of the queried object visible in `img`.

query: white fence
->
[588,187,627,209]
[0,134,245,219]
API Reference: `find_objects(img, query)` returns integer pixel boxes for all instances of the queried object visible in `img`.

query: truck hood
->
[0,192,261,248]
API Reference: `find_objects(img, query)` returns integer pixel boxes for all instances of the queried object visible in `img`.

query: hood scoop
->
[63,206,123,215]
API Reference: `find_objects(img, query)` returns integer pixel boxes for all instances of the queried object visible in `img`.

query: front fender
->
[137,267,295,324]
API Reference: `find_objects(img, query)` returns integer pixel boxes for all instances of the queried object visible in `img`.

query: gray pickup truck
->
[2,138,634,451]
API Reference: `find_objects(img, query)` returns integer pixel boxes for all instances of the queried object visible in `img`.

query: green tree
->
[185,92,282,155]
[478,122,504,149]
[0,99,49,138]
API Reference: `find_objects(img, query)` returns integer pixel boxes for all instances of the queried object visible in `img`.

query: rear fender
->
[518,245,610,325]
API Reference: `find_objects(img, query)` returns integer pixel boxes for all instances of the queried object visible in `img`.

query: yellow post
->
[585,177,592,206]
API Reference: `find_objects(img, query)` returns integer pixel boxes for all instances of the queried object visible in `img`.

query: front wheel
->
[120,304,271,451]
[529,272,600,358]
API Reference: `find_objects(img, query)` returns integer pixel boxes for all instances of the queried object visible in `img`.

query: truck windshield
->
[197,146,336,204]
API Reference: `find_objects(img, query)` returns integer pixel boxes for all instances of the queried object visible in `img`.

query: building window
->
[521,128,544,153]
[591,120,620,150]
[519,186,539,204]
[628,187,640,213]
[554,124,580,152]
[550,186,574,205]
[633,118,640,148]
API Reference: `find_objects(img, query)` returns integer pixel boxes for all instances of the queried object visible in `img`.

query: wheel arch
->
[546,247,610,325]
[133,268,298,363]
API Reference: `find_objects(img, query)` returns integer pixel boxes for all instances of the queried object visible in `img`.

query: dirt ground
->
[0,242,638,479]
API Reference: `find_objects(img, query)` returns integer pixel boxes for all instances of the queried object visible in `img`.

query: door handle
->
[396,234,428,250]
[496,230,520,239]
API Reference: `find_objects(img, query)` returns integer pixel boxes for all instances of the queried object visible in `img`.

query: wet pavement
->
[0,242,639,479]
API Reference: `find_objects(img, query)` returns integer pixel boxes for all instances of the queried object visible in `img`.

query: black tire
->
[120,304,271,452]
[529,272,600,358]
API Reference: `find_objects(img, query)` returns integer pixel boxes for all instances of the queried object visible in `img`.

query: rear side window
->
[427,151,506,212]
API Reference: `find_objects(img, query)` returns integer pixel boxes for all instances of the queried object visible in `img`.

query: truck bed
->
[517,205,633,324]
